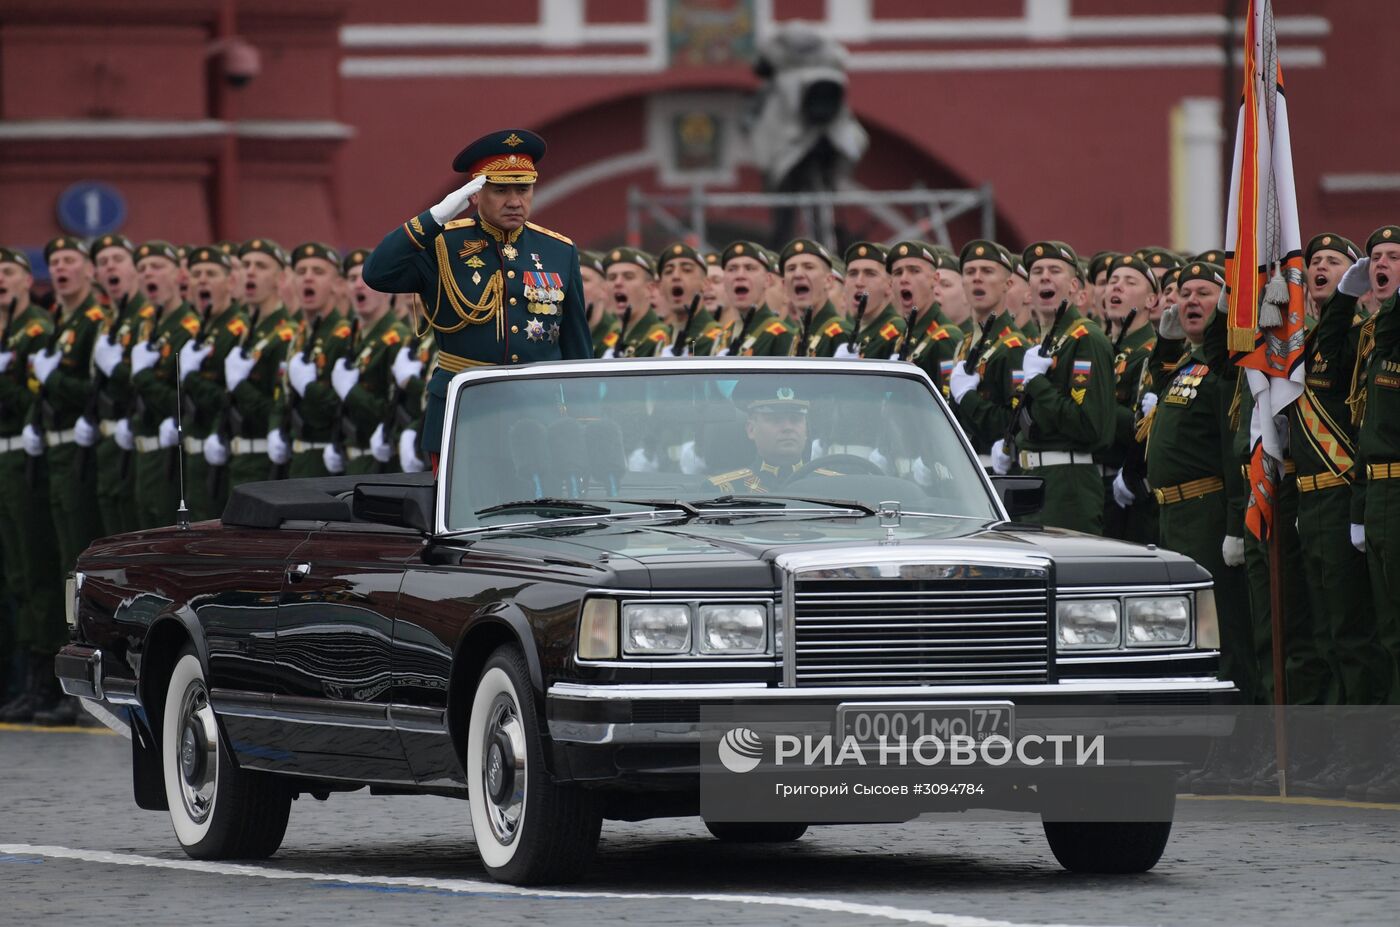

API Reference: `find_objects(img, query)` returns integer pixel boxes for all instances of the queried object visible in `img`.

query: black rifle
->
[332,313,363,468]
[271,313,325,480]
[849,294,870,355]
[207,305,263,501]
[615,305,633,356]
[798,305,815,356]
[896,306,920,360]
[1002,301,1068,453]
[727,306,756,355]
[669,294,699,355]
[963,314,999,374]
[1111,308,1139,355]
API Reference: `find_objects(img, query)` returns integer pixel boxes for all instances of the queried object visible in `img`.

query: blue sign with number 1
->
[56,181,126,237]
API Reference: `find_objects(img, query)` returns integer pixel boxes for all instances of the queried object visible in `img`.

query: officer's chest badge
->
[502,244,519,261]
[458,240,486,261]
[464,256,485,269]
[524,271,564,315]
[548,322,560,343]
[524,318,547,341]
[531,252,543,270]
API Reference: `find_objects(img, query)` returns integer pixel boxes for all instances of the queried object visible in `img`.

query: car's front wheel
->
[1042,819,1173,873]
[466,644,602,885]
[705,821,809,842]
[161,648,291,859]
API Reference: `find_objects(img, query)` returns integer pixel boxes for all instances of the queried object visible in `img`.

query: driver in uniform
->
[708,384,838,492]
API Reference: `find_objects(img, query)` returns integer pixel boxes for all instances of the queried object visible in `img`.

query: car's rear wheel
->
[161,649,290,859]
[1042,819,1173,873]
[466,644,601,885]
[705,821,808,843]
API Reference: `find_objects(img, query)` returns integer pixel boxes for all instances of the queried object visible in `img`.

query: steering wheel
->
[803,453,886,476]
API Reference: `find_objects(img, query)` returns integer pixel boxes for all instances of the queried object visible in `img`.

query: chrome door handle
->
[287,562,311,582]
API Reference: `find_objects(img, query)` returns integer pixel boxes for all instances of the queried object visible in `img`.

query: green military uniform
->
[656,243,717,356]
[800,301,852,357]
[951,312,1028,454]
[708,459,839,493]
[31,237,108,571]
[223,239,295,487]
[856,301,907,360]
[1145,302,1254,703]
[362,129,591,456]
[1098,254,1160,544]
[89,233,148,536]
[581,250,622,357]
[718,241,795,357]
[338,250,413,475]
[0,248,65,717]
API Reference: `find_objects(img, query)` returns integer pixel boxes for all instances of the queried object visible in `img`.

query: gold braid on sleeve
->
[1347,317,1377,426]
[429,235,505,339]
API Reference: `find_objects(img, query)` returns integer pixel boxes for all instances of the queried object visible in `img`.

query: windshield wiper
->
[690,494,877,515]
[475,498,612,517]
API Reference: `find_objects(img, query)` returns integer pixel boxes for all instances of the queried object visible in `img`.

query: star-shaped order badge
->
[548,322,560,343]
[525,318,546,341]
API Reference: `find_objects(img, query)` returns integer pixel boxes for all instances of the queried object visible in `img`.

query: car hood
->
[466,514,1208,591]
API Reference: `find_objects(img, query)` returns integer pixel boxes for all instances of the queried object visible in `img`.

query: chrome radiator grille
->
[788,562,1051,687]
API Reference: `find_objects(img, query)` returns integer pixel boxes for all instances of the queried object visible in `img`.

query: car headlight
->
[698,604,766,654]
[1125,596,1191,647]
[622,603,691,654]
[1056,599,1121,649]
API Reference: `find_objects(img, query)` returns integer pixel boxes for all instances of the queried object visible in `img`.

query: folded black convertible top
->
[222,471,434,528]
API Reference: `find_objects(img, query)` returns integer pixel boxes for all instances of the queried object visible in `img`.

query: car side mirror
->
[990,475,1044,518]
[352,483,436,533]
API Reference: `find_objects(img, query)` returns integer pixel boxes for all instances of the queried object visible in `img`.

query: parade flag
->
[1223,0,1307,541]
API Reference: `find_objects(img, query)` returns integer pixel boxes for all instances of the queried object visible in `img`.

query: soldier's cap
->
[292,241,343,271]
[1161,266,1183,289]
[657,242,704,274]
[1366,225,1400,256]
[604,246,656,277]
[179,244,197,262]
[240,237,290,267]
[1137,246,1181,272]
[1107,254,1161,292]
[90,233,135,260]
[886,239,943,272]
[777,238,834,271]
[578,249,607,277]
[341,248,371,275]
[215,240,241,257]
[0,246,32,271]
[135,240,181,266]
[841,241,887,269]
[703,251,721,267]
[1011,253,1029,279]
[830,256,846,280]
[44,235,90,262]
[959,239,1014,272]
[1176,261,1226,288]
[1189,249,1225,267]
[452,128,545,183]
[733,381,810,413]
[1304,233,1360,265]
[187,245,234,271]
[721,240,774,272]
[1086,250,1119,281]
[1022,240,1081,276]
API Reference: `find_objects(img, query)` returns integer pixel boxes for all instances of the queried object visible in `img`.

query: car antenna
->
[173,349,191,530]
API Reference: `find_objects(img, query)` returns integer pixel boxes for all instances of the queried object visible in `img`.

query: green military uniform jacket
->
[364,213,591,454]
[95,293,153,429]
[271,310,356,444]
[129,303,201,437]
[905,303,960,390]
[1017,306,1117,455]
[690,313,732,356]
[0,305,53,437]
[32,292,108,434]
[618,307,672,357]
[952,311,1027,453]
[800,301,852,357]
[183,303,251,442]
[732,306,796,357]
[1289,291,1361,483]
[856,303,906,360]
[706,458,837,493]
[224,306,295,441]
[1098,322,1156,470]
[592,309,622,357]
[1352,295,1400,522]
[341,312,413,448]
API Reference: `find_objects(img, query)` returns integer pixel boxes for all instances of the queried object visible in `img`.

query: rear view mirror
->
[352,483,436,533]
[990,475,1044,519]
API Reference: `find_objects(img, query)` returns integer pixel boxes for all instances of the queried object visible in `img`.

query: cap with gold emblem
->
[1189,249,1225,267]
[1176,262,1226,287]
[135,240,181,265]
[885,239,942,272]
[1137,246,1181,273]
[656,242,704,274]
[91,233,135,261]
[1022,240,1081,276]
[1086,250,1119,282]
[1111,254,1162,292]
[579,249,607,277]
[604,246,656,277]
[1162,266,1183,290]
[841,241,888,269]
[0,246,32,271]
[779,238,834,271]
[44,235,90,262]
[341,248,371,276]
[240,237,289,267]
[292,242,343,270]
[1304,233,1359,265]
[187,245,234,271]
[451,128,546,182]
[721,240,774,272]
[734,380,811,411]
[959,239,1014,272]
[703,251,721,267]
[1366,225,1400,256]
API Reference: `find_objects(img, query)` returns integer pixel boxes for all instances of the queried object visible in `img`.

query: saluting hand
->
[1338,258,1372,298]
[429,175,488,225]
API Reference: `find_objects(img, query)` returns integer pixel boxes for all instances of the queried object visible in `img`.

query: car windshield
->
[442,366,999,530]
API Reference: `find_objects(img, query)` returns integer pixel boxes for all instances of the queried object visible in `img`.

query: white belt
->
[0,435,26,453]
[1019,450,1096,469]
[99,419,121,438]
[182,436,205,455]
[292,440,330,453]
[230,437,268,456]
[44,429,77,446]
[134,435,165,453]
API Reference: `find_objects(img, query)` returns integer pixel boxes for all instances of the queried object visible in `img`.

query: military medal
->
[502,244,518,261]
[548,322,560,343]
[523,271,564,315]
[472,271,482,285]
[525,318,546,341]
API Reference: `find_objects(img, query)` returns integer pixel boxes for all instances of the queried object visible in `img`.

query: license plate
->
[836,701,1014,745]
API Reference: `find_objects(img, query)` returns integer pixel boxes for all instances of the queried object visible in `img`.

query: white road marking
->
[1,843,1119,927]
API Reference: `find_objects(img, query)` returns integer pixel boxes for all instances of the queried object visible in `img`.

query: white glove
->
[627,446,660,472]
[1021,345,1053,382]
[0,351,11,374]
[991,439,1013,475]
[392,345,423,388]
[30,348,62,384]
[833,341,860,359]
[370,423,393,463]
[203,432,229,466]
[911,456,933,487]
[224,347,256,393]
[949,364,981,403]
[600,347,618,359]
[130,341,161,376]
[888,352,902,362]
[429,174,487,225]
[1140,391,1159,417]
[114,418,134,451]
[1338,258,1372,297]
[1351,523,1366,552]
[92,335,124,377]
[1112,469,1136,508]
[322,444,345,475]
[267,428,291,465]
[158,417,179,449]
[398,428,425,473]
[74,416,98,448]
[21,424,44,457]
[331,357,361,401]
[287,352,318,397]
[1222,535,1245,567]
[178,339,212,383]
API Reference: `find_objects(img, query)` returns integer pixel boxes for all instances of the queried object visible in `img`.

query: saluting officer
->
[363,129,590,465]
